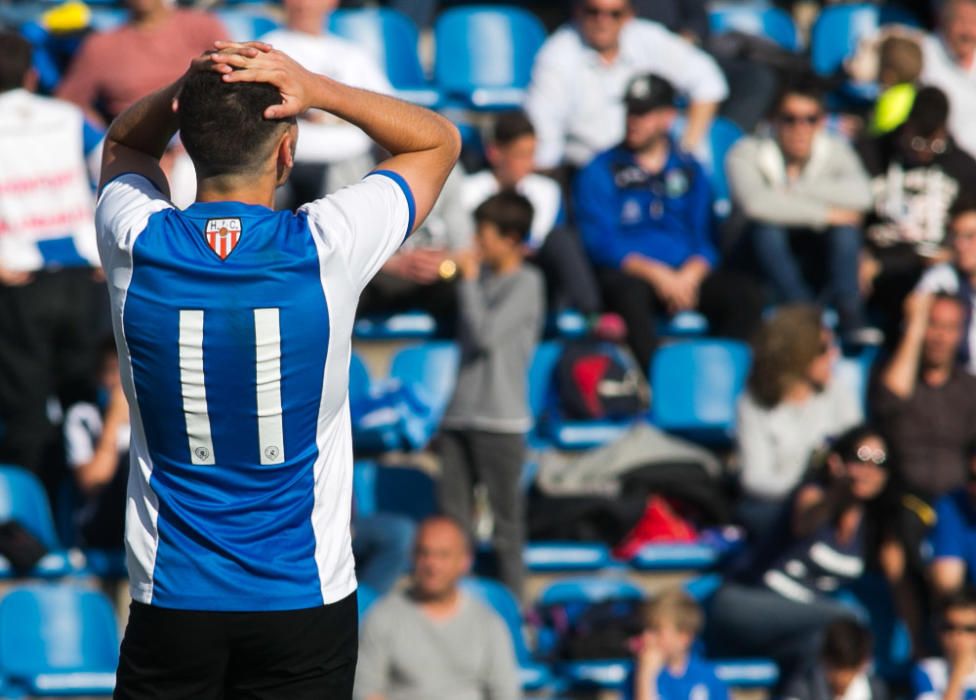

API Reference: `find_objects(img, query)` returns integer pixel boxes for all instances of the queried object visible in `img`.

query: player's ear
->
[275,126,296,186]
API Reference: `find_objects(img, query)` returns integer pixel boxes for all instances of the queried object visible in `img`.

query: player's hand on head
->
[211,45,316,120]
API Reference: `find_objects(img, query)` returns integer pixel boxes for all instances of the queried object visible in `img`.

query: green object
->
[872,83,917,134]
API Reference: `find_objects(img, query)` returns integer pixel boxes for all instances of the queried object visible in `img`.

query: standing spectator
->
[574,73,763,374]
[916,194,976,375]
[727,77,876,343]
[0,32,102,477]
[261,0,394,205]
[912,588,976,700]
[920,0,976,157]
[354,516,520,700]
[462,110,601,314]
[436,192,544,599]
[929,450,976,597]
[627,589,730,700]
[857,86,976,339]
[736,305,862,539]
[62,338,128,549]
[524,0,728,171]
[784,619,888,700]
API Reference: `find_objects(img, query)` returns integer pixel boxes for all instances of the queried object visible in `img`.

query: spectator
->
[872,33,924,135]
[929,449,976,597]
[524,0,728,171]
[353,513,416,595]
[920,0,976,157]
[727,77,876,343]
[736,305,862,539]
[627,589,730,700]
[574,73,763,374]
[915,194,976,375]
[354,516,520,700]
[262,0,394,206]
[55,0,227,125]
[0,32,102,477]
[462,110,601,314]
[436,192,544,599]
[857,86,976,339]
[784,619,888,700]
[912,588,976,700]
[707,425,889,685]
[62,337,127,549]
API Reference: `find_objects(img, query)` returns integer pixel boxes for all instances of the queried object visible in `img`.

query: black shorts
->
[114,591,358,700]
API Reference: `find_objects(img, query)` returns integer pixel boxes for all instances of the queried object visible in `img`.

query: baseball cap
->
[623,73,676,114]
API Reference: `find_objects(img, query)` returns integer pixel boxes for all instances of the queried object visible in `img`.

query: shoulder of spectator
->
[534,23,584,67]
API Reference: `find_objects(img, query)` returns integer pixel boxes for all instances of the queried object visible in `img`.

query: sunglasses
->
[847,445,886,465]
[778,113,821,126]
[582,6,626,19]
[910,135,947,155]
[943,622,976,633]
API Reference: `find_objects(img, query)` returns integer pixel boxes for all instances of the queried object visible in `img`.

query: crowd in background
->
[7,0,976,697]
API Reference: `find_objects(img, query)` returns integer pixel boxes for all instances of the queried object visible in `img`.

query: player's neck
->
[196,176,277,209]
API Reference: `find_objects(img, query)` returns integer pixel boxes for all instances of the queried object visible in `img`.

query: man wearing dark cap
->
[573,73,763,373]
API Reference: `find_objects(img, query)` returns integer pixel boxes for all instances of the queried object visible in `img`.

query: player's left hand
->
[211,41,320,120]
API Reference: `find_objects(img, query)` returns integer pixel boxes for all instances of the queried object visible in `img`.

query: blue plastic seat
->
[708,5,798,51]
[811,3,921,77]
[0,466,75,578]
[329,8,440,107]
[433,5,547,110]
[357,583,380,622]
[648,340,751,445]
[462,578,556,691]
[0,585,119,696]
[671,115,744,219]
[835,345,878,413]
[714,659,780,689]
[524,542,615,573]
[216,8,280,42]
[352,461,438,523]
[353,311,440,340]
[389,341,458,421]
[658,310,710,338]
[629,542,721,571]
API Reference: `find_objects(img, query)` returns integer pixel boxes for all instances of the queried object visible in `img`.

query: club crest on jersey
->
[205,218,242,261]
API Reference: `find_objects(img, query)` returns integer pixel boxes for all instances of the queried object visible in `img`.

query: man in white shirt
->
[921,0,976,158]
[262,0,395,206]
[524,0,727,170]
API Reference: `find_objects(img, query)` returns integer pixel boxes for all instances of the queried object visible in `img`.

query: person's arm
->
[682,100,720,153]
[881,293,932,400]
[454,265,544,354]
[930,495,968,598]
[792,481,852,540]
[524,36,573,170]
[800,140,875,214]
[572,161,630,269]
[216,43,460,234]
[73,388,128,495]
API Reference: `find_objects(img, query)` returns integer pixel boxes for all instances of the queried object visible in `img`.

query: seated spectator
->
[873,33,924,135]
[262,0,394,206]
[727,77,876,343]
[62,338,127,549]
[784,618,888,700]
[627,589,730,700]
[912,588,976,700]
[574,73,763,374]
[524,0,728,171]
[921,0,976,157]
[437,192,544,599]
[352,512,416,595]
[916,195,976,375]
[929,450,976,598]
[736,305,862,539]
[857,87,976,340]
[462,110,601,314]
[354,516,520,700]
[707,425,889,685]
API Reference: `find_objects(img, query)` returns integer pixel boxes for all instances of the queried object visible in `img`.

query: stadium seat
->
[389,341,458,422]
[348,352,371,405]
[708,5,799,51]
[628,542,721,571]
[524,542,616,573]
[461,577,556,691]
[0,466,76,578]
[352,461,438,523]
[329,8,441,107]
[357,583,380,621]
[216,8,280,42]
[353,311,441,340]
[658,310,710,338]
[671,115,744,219]
[433,5,547,110]
[648,340,751,445]
[0,585,118,696]
[810,3,921,77]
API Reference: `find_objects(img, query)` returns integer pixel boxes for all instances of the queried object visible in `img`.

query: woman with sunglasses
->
[707,425,890,689]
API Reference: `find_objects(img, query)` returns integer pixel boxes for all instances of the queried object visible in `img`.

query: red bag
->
[612,494,698,559]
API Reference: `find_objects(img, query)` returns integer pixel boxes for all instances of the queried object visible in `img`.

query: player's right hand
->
[210,41,319,121]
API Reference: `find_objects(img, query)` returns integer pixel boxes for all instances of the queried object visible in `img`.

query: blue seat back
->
[670,116,743,218]
[355,461,438,523]
[330,8,427,88]
[388,341,459,420]
[528,341,562,425]
[0,585,119,679]
[0,466,61,550]
[537,576,645,607]
[348,352,371,406]
[462,577,531,664]
[216,8,280,42]
[649,340,751,438]
[811,4,921,76]
[433,6,546,96]
[708,5,798,51]
[357,583,380,621]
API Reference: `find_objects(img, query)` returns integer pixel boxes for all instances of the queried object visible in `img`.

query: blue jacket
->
[573,142,718,270]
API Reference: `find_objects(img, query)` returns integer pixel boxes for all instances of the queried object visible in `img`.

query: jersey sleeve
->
[300,170,415,293]
[95,173,173,257]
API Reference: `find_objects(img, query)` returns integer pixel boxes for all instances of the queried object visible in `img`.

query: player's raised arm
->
[214,43,461,234]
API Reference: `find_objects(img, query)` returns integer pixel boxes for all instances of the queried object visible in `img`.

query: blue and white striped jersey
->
[95,171,414,611]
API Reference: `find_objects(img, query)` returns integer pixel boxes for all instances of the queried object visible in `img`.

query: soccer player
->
[95,42,460,699]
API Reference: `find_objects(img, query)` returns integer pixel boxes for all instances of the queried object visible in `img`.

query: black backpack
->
[555,342,645,420]
[539,597,644,661]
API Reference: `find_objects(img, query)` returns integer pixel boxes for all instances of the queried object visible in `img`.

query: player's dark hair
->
[492,110,535,146]
[941,586,976,615]
[474,190,534,243]
[905,86,950,137]
[0,31,32,93]
[821,618,873,669]
[771,73,827,117]
[178,68,294,177]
